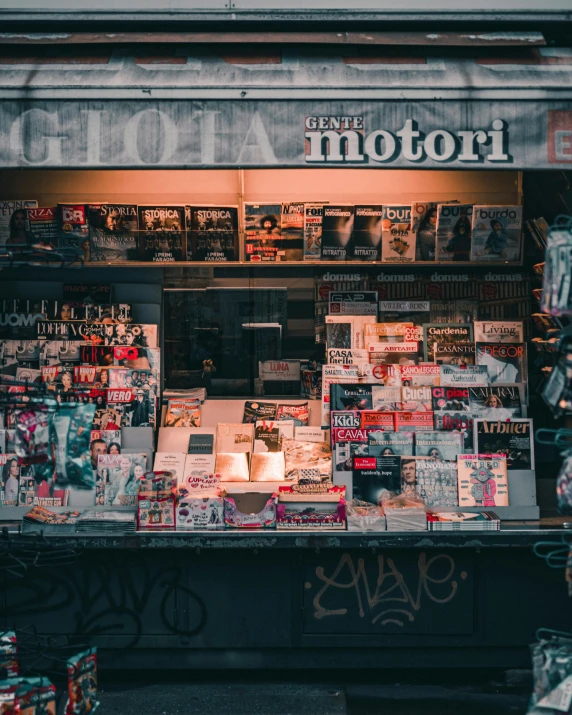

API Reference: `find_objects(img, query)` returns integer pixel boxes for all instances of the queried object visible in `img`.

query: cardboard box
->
[224,492,277,529]
[137,495,175,530]
[177,496,224,530]
[277,485,346,530]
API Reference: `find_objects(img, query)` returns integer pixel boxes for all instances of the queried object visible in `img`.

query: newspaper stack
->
[163,387,207,403]
[427,511,501,531]
[22,506,81,534]
[77,510,137,533]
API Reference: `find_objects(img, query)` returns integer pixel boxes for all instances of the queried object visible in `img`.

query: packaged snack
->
[0,632,18,679]
[66,648,99,715]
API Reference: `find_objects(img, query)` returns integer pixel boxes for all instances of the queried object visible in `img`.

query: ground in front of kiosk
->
[95,674,531,715]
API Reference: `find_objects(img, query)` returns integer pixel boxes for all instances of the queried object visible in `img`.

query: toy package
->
[66,648,99,715]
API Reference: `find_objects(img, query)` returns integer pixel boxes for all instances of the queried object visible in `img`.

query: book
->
[214,452,250,482]
[469,384,524,419]
[353,455,401,503]
[436,204,472,262]
[25,206,59,247]
[244,203,282,262]
[475,343,527,384]
[457,454,509,508]
[434,341,475,366]
[439,365,489,387]
[422,323,473,362]
[153,452,187,484]
[165,399,201,427]
[395,412,434,432]
[243,400,277,423]
[216,423,254,454]
[137,205,185,262]
[88,204,138,262]
[321,205,355,261]
[280,202,305,261]
[431,386,471,412]
[0,199,37,246]
[96,453,148,507]
[413,457,458,507]
[350,205,383,261]
[473,320,524,343]
[187,431,215,455]
[188,205,239,262]
[368,431,414,457]
[254,420,282,453]
[401,385,432,412]
[250,451,286,481]
[303,204,323,261]
[474,418,534,471]
[470,205,523,263]
[381,205,416,263]
[412,201,438,262]
[294,426,325,442]
[433,411,474,451]
[414,431,464,461]
[58,204,90,260]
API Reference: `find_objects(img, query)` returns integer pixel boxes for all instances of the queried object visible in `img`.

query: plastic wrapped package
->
[528,638,572,714]
[282,439,332,483]
[383,492,427,531]
[346,499,386,532]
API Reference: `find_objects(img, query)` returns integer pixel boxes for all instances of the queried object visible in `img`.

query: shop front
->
[1,42,572,669]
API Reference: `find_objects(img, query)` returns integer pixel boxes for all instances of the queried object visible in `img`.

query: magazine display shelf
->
[78,261,524,269]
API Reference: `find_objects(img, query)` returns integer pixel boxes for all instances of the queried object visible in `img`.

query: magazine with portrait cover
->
[137,205,185,262]
[0,199,37,246]
[414,431,464,461]
[107,385,156,427]
[474,418,534,471]
[244,203,282,262]
[58,204,90,260]
[368,431,414,457]
[349,205,383,261]
[96,453,148,506]
[475,343,527,384]
[0,455,20,506]
[470,205,523,263]
[37,322,158,348]
[352,455,401,503]
[422,323,473,362]
[414,458,458,507]
[303,204,323,261]
[412,201,438,262]
[88,204,138,262]
[90,429,121,450]
[433,411,474,450]
[25,206,58,247]
[468,384,524,419]
[473,321,524,343]
[436,204,473,262]
[434,342,476,365]
[320,206,355,261]
[188,205,239,262]
[457,454,509,508]
[381,205,416,263]
[280,203,305,261]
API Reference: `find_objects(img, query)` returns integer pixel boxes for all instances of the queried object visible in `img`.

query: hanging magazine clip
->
[542,215,572,316]
[535,428,572,449]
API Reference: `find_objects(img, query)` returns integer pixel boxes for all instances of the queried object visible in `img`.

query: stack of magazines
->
[163,387,207,403]
[77,510,137,533]
[22,506,81,534]
[427,512,501,531]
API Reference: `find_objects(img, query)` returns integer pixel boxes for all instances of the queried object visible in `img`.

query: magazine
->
[400,364,441,387]
[58,204,90,260]
[394,412,434,432]
[414,431,464,461]
[329,291,378,316]
[439,365,489,387]
[303,204,323,261]
[138,205,185,262]
[474,418,534,470]
[350,205,383,261]
[326,348,369,365]
[37,322,158,348]
[0,455,20,506]
[321,364,360,427]
[330,383,374,411]
[321,206,355,261]
[457,454,509,508]
[244,203,282,262]
[0,199,37,246]
[412,201,438,262]
[63,283,111,303]
[381,205,416,263]
[436,204,472,262]
[414,458,458,507]
[216,423,254,454]
[254,420,282,453]
[470,205,523,263]
[368,342,419,367]
[468,384,524,418]
[431,386,470,412]
[433,411,474,450]
[371,385,403,411]
[352,455,401,503]
[280,202,305,261]
[25,206,58,247]
[422,323,473,362]
[401,385,432,412]
[165,398,200,427]
[473,320,524,343]
[153,452,186,484]
[107,386,156,427]
[88,204,138,262]
[96,453,148,506]
[368,431,414,457]
[434,342,476,365]
[378,300,431,325]
[475,343,527,384]
[189,205,239,262]
[364,322,413,347]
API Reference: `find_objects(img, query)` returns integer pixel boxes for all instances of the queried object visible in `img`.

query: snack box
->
[276,485,346,530]
[177,496,224,530]
[137,495,175,530]
[223,492,277,529]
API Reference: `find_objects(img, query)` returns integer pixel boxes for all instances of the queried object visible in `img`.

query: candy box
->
[224,492,277,529]
[177,496,224,530]
[137,495,175,530]
[277,485,346,530]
